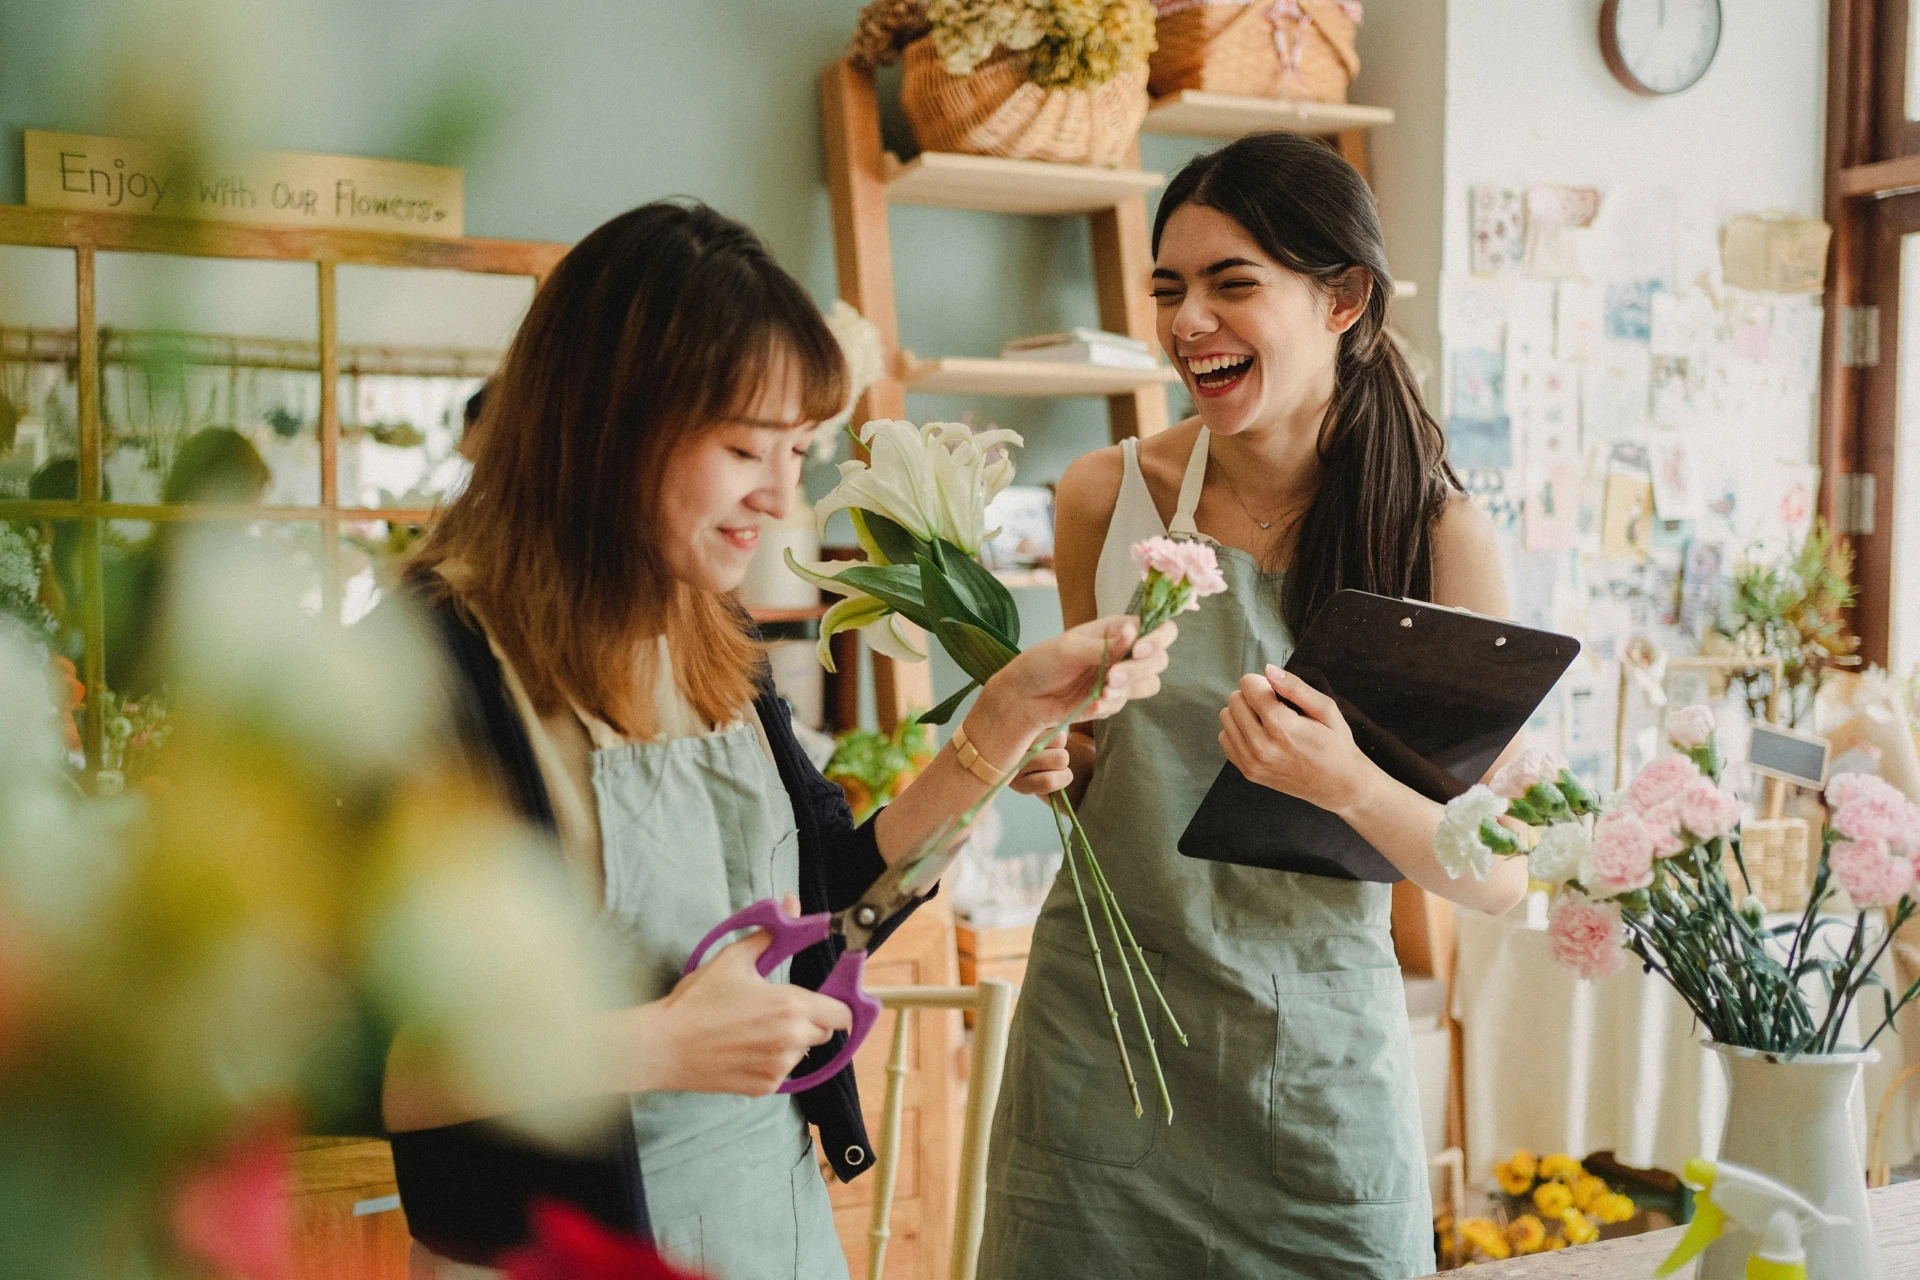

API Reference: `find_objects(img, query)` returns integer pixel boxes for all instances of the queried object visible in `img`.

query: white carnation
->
[1528,821,1590,886]
[1435,785,1507,881]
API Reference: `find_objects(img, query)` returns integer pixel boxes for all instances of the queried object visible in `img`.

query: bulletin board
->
[1439,184,1828,788]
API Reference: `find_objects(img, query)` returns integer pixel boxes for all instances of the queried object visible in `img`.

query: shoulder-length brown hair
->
[412,201,846,734]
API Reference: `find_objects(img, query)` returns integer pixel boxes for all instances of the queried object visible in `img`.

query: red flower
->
[501,1201,707,1280]
[170,1123,294,1280]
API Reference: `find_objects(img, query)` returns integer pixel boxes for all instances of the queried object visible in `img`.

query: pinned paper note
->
[1556,282,1604,362]
[1650,435,1705,521]
[1524,185,1601,279]
[1601,471,1656,563]
[1523,460,1583,552]
[1604,280,1658,342]
[1464,466,1521,532]
[1471,187,1525,276]
[1581,343,1653,441]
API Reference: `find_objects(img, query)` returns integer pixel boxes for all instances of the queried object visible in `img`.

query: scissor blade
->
[839,821,973,948]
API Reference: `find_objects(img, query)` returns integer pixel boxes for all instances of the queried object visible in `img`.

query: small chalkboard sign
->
[1746,723,1830,790]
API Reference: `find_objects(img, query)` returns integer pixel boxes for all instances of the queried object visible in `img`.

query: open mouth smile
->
[1185,353,1254,397]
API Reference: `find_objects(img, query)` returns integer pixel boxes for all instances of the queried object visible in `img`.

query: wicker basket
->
[1149,0,1360,103]
[1725,817,1814,914]
[899,37,1150,168]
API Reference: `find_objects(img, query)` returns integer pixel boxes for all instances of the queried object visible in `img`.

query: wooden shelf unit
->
[883,150,1164,215]
[902,355,1177,398]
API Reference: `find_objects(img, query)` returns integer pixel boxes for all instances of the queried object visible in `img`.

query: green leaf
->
[915,552,980,632]
[836,563,933,626]
[931,538,1021,646]
[852,510,930,568]
[934,618,1020,685]
[918,681,978,726]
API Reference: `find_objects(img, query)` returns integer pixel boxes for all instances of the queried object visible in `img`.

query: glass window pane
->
[0,246,82,506]
[335,266,533,511]
[94,253,321,507]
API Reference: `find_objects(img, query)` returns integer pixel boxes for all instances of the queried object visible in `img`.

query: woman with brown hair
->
[382,200,1175,1280]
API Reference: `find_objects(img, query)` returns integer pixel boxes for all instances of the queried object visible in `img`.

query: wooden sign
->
[24,130,463,237]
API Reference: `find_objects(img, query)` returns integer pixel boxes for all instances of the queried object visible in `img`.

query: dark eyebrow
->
[1150,256,1264,282]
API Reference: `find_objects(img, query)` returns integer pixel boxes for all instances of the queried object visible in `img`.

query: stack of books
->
[1000,328,1159,370]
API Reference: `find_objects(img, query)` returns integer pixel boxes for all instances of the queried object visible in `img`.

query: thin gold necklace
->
[1210,456,1280,531]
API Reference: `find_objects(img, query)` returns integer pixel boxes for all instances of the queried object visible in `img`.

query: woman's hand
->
[971,615,1176,761]
[1008,730,1072,797]
[619,900,851,1097]
[1218,664,1378,818]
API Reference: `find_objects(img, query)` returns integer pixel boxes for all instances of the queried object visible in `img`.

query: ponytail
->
[1152,132,1459,640]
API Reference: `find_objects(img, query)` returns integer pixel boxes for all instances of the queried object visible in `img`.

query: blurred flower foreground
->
[0,530,617,1280]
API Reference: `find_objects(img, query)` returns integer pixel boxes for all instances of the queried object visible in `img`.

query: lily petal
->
[818,594,893,672]
[865,614,927,664]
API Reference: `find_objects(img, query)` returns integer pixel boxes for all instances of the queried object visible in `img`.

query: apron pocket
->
[1007,935,1166,1168]
[1270,966,1424,1204]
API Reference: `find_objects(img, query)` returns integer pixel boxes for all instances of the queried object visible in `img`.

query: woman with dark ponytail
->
[978,133,1528,1278]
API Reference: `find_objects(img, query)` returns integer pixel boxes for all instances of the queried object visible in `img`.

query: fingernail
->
[1266,664,1285,680]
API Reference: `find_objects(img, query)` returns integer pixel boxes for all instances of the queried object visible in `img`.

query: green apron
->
[979,464,1433,1277]
[593,720,848,1280]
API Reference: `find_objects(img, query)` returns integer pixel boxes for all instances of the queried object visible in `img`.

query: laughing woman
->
[381,201,1175,1280]
[978,134,1529,1279]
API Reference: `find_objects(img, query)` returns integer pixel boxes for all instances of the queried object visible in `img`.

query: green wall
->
[0,0,1218,860]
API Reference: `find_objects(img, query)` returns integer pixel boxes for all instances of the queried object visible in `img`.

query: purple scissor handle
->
[681,898,884,1095]
[680,827,968,1095]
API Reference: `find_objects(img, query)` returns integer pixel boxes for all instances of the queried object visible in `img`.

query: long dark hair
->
[413,200,846,733]
[1152,131,1458,638]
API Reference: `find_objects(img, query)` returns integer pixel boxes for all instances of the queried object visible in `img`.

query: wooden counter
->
[1419,1181,1920,1277]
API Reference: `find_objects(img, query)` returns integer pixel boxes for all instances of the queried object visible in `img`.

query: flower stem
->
[1053,796,1143,1118]
[1078,811,1173,1123]
[1060,794,1187,1048]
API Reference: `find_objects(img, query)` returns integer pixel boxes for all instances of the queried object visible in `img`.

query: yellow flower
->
[1494,1150,1538,1194]
[1458,1217,1512,1261]
[1541,1235,1569,1250]
[1539,1152,1584,1182]
[1592,1191,1637,1224]
[1506,1214,1549,1254]
[1571,1172,1609,1210]
[1532,1181,1575,1217]
[1560,1207,1600,1245]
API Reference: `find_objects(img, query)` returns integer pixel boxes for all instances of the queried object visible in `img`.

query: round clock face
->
[1602,0,1722,96]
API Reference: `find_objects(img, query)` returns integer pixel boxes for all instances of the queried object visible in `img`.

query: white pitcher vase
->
[1700,1043,1879,1280]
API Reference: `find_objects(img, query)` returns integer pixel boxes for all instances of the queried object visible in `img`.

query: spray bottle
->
[1653,1158,1848,1280]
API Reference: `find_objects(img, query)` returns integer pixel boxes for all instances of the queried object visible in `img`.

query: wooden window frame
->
[0,204,567,765]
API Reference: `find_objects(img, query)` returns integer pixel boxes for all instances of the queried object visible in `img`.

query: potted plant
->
[847,0,1158,167]
[1709,517,1860,730]
[1436,710,1918,1279]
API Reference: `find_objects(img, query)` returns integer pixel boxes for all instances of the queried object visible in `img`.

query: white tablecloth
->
[1453,901,1914,1182]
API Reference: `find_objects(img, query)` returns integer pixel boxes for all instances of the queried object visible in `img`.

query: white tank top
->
[1092,428,1212,616]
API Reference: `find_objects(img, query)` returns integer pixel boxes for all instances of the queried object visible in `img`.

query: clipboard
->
[1177,589,1581,882]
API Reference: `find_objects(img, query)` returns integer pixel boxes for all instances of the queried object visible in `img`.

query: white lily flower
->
[814,301,887,459]
[815,419,1023,555]
[785,551,928,672]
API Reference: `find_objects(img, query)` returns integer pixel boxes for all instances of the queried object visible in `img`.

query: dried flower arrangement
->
[849,0,1157,92]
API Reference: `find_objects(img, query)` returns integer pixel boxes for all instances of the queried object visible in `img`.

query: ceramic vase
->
[1701,1043,1879,1280]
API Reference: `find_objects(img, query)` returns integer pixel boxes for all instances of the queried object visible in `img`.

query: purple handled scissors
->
[681,827,966,1094]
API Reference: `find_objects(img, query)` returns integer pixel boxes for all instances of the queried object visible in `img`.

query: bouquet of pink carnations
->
[1436,706,1919,1054]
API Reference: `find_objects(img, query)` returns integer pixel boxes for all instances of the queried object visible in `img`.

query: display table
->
[1454,903,1913,1182]
[1412,1179,1920,1277]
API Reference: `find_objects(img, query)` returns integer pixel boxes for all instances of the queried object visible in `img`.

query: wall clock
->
[1599,0,1722,96]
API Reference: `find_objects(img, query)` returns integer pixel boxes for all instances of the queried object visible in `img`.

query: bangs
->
[715,296,849,429]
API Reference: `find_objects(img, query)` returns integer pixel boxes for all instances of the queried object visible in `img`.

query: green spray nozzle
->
[1652,1158,1847,1280]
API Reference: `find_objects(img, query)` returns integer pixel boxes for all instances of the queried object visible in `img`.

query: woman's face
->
[656,358,815,594]
[1152,203,1357,438]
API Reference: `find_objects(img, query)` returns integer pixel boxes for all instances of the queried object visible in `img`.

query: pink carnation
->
[1674,778,1742,842]
[1665,704,1717,750]
[1586,810,1657,894]
[1547,896,1629,981]
[1829,787,1920,857]
[172,1124,293,1280]
[1825,771,1902,811]
[1131,536,1227,604]
[1491,747,1566,800]
[1829,838,1916,909]
[1627,754,1703,814]
[1637,802,1688,857]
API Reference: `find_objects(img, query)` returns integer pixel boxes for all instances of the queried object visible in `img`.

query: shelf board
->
[1143,92,1394,140]
[992,568,1057,591]
[902,356,1179,398]
[883,151,1164,215]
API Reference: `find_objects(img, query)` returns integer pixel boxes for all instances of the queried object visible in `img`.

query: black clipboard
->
[1176,589,1580,882]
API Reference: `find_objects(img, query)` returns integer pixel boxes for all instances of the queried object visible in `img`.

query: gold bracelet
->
[950,722,1010,787]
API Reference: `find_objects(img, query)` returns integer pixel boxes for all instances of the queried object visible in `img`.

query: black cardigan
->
[387,586,914,1264]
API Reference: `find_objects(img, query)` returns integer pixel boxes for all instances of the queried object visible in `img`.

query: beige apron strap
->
[1169,427,1209,536]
